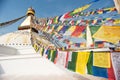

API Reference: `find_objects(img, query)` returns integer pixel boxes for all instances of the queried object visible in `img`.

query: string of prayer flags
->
[42,7,117,26]
[39,46,118,79]
[73,7,116,18]
[59,4,91,21]
[70,4,91,15]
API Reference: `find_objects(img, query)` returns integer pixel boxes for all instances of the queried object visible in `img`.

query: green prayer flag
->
[87,51,93,74]
[67,52,78,72]
[71,52,78,63]
[47,50,51,59]
[89,25,100,36]
[42,48,44,56]
[51,50,57,62]
[67,62,76,72]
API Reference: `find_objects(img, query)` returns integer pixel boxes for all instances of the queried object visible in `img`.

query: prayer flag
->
[64,12,72,19]
[56,51,68,67]
[95,41,104,48]
[92,66,108,78]
[111,52,120,80]
[71,25,86,37]
[51,50,57,62]
[71,4,91,15]
[64,26,76,36]
[89,25,100,36]
[76,51,90,74]
[108,56,116,80]
[87,51,93,75]
[58,25,70,34]
[47,50,51,59]
[67,52,78,72]
[93,52,111,68]
[93,25,120,44]
[74,43,81,47]
[60,12,72,21]
[39,47,44,56]
[56,25,64,32]
[53,16,59,24]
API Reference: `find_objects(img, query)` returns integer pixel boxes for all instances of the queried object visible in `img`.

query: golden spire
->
[26,7,35,16]
[18,7,35,30]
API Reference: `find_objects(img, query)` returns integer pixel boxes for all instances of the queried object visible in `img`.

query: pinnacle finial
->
[26,7,35,16]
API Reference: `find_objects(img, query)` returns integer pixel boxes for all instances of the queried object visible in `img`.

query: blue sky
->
[0,0,115,35]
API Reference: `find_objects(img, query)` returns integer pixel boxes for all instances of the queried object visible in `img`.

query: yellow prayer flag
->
[80,43,86,48]
[50,50,54,59]
[39,47,43,56]
[114,19,120,25]
[43,26,49,32]
[68,26,76,32]
[51,26,55,31]
[104,7,115,11]
[56,25,63,32]
[93,52,111,68]
[33,43,39,52]
[72,4,91,14]
[93,25,120,44]
[76,52,90,74]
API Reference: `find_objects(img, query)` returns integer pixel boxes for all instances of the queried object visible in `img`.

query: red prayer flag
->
[64,12,72,19]
[71,25,86,37]
[108,54,116,80]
